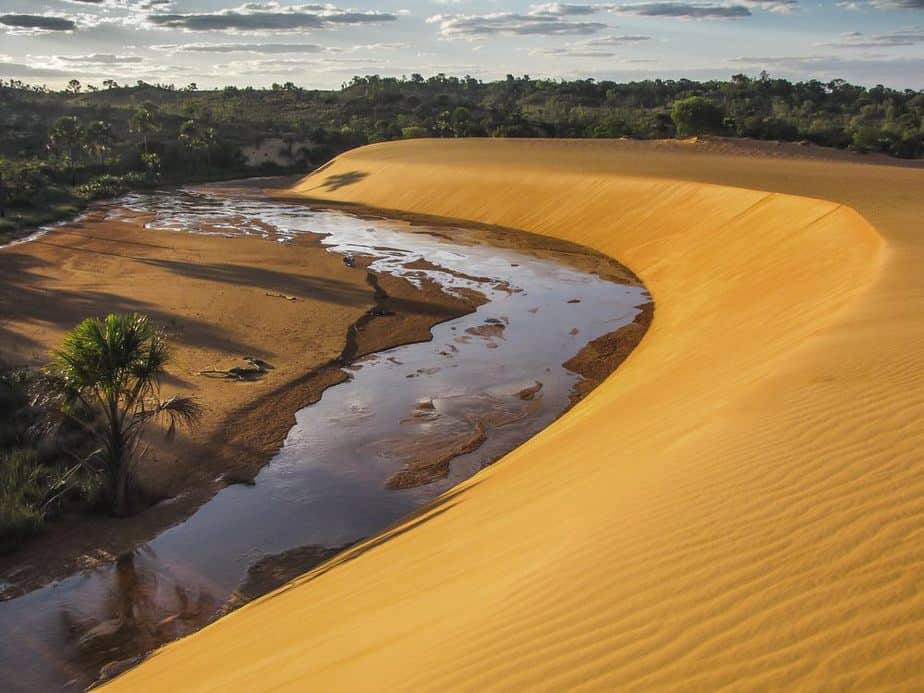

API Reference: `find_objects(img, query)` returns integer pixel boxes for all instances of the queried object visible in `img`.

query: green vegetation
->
[671,96,727,137]
[0,72,921,240]
[0,314,198,551]
[0,365,100,553]
[48,313,200,517]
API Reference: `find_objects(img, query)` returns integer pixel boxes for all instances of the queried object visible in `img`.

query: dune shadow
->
[311,170,369,193]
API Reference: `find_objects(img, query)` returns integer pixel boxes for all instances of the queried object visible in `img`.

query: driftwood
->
[265,292,297,301]
[197,356,274,381]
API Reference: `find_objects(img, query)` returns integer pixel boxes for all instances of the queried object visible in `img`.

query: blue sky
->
[1,1,921,89]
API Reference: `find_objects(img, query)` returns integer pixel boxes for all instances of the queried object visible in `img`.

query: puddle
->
[0,185,647,690]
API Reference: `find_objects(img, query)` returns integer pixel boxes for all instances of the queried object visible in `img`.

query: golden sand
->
[106,139,924,690]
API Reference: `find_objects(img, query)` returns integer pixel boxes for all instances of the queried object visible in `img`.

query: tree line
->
[1,72,922,238]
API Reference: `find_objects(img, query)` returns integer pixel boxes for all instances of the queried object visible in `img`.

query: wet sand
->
[0,207,476,595]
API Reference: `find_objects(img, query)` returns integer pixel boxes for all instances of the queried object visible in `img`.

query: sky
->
[0,1,921,90]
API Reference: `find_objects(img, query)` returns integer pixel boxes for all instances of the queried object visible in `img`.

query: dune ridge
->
[106,139,924,690]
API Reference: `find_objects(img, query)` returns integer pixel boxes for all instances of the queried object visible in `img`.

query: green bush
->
[76,172,148,201]
[671,96,727,137]
[0,159,53,208]
[0,365,103,553]
[0,367,31,448]
[401,126,429,139]
[0,449,45,553]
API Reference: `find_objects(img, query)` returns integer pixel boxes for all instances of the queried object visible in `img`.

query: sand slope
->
[107,139,924,690]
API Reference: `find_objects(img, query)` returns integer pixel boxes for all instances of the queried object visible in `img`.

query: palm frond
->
[155,396,202,440]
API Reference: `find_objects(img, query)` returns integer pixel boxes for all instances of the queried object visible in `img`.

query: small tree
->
[201,126,216,172]
[48,314,199,516]
[48,116,84,185]
[451,107,473,137]
[178,120,202,172]
[140,152,161,180]
[671,96,726,137]
[84,120,115,165]
[130,103,159,156]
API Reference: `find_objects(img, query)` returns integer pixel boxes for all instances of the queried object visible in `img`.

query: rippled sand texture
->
[107,139,924,690]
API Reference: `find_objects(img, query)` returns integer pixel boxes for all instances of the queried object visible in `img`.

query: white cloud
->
[529,33,652,56]
[817,28,924,47]
[145,3,398,33]
[427,12,607,39]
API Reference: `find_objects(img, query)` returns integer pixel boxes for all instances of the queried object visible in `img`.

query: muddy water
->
[0,186,647,690]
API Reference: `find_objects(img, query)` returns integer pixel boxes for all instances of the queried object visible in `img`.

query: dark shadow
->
[309,170,369,193]
[136,257,458,319]
[52,228,175,251]
[0,251,263,362]
[261,479,480,603]
[136,257,373,308]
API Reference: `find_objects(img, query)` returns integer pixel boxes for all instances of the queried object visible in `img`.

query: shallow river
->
[0,185,647,690]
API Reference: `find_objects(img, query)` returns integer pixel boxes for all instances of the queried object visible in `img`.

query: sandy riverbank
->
[106,138,924,690]
[0,185,648,603]
[0,204,477,594]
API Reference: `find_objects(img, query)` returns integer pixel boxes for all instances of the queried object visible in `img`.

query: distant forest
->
[1,72,922,237]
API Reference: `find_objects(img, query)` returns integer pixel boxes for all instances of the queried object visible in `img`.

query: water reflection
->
[0,188,647,690]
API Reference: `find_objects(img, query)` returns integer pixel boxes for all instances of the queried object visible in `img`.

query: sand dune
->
[106,139,924,690]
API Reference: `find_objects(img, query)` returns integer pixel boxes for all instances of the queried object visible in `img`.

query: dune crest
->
[107,139,924,690]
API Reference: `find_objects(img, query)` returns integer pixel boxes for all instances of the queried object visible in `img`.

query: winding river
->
[0,185,647,690]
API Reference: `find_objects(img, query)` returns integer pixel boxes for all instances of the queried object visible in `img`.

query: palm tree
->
[201,126,216,172]
[178,119,200,173]
[84,120,115,165]
[129,103,159,156]
[49,314,200,516]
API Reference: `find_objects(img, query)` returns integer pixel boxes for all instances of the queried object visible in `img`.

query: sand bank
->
[108,138,923,690]
[0,205,475,593]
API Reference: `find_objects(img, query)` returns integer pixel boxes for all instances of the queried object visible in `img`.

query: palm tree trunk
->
[114,464,130,516]
[109,403,130,516]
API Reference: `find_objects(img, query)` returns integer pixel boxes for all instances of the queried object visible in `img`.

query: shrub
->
[76,172,148,201]
[0,449,46,553]
[0,367,31,448]
[0,159,53,208]
[0,364,104,553]
[671,96,727,137]
[401,126,429,139]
